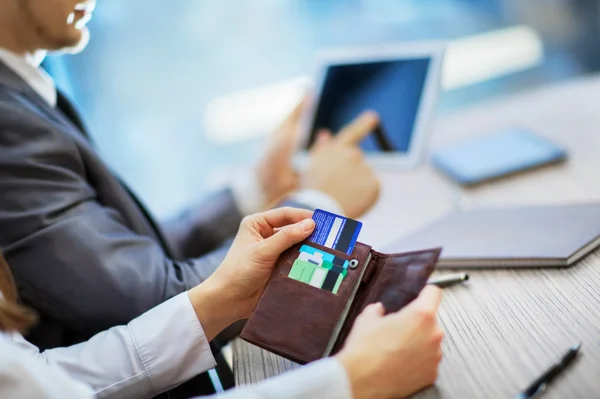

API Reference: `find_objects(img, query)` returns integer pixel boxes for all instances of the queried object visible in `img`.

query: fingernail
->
[373,302,385,315]
[316,130,329,142]
[300,219,315,231]
[365,111,379,123]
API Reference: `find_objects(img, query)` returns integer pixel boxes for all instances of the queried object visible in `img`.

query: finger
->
[255,207,314,229]
[410,285,443,313]
[360,302,385,319]
[335,111,379,146]
[312,129,333,150]
[270,95,311,160]
[259,218,315,256]
[279,94,310,132]
[386,286,442,326]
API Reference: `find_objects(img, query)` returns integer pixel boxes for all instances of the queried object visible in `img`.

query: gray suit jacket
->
[0,60,243,349]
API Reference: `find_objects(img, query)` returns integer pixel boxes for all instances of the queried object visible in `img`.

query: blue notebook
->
[431,129,567,186]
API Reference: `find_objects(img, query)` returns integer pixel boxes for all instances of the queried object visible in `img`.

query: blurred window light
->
[203,77,309,145]
[443,25,544,90]
[203,25,544,145]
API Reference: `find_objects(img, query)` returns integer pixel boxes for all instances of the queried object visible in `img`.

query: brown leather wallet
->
[240,241,441,364]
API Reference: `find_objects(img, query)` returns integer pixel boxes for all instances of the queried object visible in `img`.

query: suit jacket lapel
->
[56,89,91,138]
[0,60,177,258]
[0,60,94,150]
[51,86,176,256]
[0,58,92,142]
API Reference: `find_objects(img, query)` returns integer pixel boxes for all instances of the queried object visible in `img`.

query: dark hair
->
[0,252,36,332]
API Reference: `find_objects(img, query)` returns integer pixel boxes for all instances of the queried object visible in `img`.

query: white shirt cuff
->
[290,189,344,215]
[216,357,352,399]
[230,171,344,216]
[127,293,216,394]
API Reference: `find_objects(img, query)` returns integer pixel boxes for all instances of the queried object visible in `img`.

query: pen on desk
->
[514,343,582,399]
[427,273,469,288]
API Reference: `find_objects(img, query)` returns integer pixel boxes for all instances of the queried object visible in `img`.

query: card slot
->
[284,270,353,298]
[288,241,355,262]
[285,242,367,298]
[281,274,337,296]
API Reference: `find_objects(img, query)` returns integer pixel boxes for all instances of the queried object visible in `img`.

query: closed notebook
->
[388,203,600,268]
[240,241,441,364]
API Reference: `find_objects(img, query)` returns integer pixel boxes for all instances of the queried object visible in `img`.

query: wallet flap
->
[240,240,372,364]
[331,248,441,354]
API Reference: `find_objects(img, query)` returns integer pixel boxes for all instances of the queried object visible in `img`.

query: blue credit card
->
[308,209,362,255]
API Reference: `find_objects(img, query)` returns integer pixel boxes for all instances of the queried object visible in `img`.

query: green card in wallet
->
[240,240,441,364]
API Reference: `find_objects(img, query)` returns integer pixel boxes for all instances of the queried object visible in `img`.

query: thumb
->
[259,218,315,257]
[358,302,385,321]
[278,95,308,132]
[405,285,443,314]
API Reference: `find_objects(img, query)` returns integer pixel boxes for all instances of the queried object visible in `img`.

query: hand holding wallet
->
[241,240,441,364]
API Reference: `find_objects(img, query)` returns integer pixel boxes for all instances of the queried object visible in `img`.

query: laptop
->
[387,203,600,268]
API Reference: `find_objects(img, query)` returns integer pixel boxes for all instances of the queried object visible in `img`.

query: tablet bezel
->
[298,42,446,169]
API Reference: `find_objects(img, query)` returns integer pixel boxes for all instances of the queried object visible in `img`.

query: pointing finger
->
[335,111,379,146]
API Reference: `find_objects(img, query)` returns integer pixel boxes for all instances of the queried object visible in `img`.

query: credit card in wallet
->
[288,244,348,294]
[308,209,362,255]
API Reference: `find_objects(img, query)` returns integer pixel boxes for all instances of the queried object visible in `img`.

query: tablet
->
[431,128,567,186]
[300,42,446,169]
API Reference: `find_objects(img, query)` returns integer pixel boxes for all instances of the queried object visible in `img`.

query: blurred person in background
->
[0,0,380,396]
[0,207,444,399]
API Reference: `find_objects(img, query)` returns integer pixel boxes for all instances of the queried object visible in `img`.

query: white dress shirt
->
[0,292,352,399]
[0,48,343,217]
[0,49,56,106]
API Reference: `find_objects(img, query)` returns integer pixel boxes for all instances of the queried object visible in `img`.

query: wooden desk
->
[233,76,600,398]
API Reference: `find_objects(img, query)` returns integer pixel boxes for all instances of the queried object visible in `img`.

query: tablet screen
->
[307,58,431,153]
